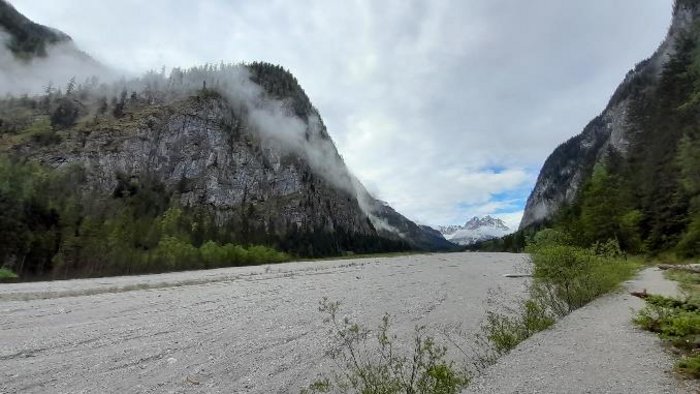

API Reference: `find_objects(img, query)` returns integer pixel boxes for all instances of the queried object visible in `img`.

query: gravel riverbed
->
[0,252,528,393]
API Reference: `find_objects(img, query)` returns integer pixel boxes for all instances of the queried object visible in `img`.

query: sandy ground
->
[0,252,529,393]
[465,267,700,394]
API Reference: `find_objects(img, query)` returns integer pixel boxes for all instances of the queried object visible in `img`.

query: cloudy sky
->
[12,0,673,229]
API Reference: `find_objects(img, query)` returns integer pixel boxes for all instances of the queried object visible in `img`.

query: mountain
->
[0,0,70,58]
[520,0,700,255]
[439,216,510,246]
[368,201,458,251]
[0,0,106,95]
[0,3,452,279]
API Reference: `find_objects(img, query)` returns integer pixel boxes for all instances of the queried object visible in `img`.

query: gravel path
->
[465,267,700,394]
[0,252,528,393]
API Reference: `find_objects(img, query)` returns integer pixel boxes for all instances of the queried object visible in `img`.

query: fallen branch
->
[630,289,648,299]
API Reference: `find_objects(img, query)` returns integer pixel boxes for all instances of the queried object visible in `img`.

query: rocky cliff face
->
[15,94,377,240]
[520,0,700,230]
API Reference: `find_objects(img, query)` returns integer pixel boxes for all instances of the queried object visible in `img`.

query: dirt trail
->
[0,252,528,393]
[465,267,700,394]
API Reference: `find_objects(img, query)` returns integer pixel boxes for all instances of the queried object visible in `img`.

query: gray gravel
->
[465,267,700,394]
[0,252,528,393]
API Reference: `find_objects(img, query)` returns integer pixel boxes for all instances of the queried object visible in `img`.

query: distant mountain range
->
[438,216,510,245]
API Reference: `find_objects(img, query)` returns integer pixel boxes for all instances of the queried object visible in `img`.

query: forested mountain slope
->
[519,0,700,256]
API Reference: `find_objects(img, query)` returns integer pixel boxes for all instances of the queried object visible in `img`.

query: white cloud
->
[9,0,674,227]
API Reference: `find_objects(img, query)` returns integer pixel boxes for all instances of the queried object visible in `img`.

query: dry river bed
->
[0,252,529,393]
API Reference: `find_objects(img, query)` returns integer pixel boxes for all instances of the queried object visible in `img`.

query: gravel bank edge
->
[465,267,700,394]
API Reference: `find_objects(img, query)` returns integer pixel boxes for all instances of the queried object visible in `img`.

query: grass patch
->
[634,268,700,380]
[0,267,19,282]
[677,354,700,379]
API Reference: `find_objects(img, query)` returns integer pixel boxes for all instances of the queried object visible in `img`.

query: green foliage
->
[677,134,700,197]
[531,242,638,313]
[589,238,623,259]
[635,270,700,380]
[470,226,534,253]
[579,165,623,243]
[522,26,700,258]
[676,354,700,379]
[482,231,638,357]
[50,98,80,130]
[0,156,290,279]
[481,296,555,355]
[0,267,18,282]
[303,298,469,394]
[527,228,572,250]
[676,214,700,257]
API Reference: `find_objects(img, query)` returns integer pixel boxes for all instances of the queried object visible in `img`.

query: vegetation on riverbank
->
[0,267,18,282]
[0,156,290,280]
[634,267,700,379]
[480,230,640,358]
[306,229,641,393]
[302,298,469,394]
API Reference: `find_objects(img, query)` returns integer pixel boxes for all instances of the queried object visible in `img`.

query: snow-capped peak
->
[438,216,510,245]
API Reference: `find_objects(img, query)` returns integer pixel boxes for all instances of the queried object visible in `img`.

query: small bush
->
[30,128,62,145]
[0,267,19,282]
[50,98,80,129]
[676,354,700,379]
[481,294,556,355]
[526,228,572,251]
[590,238,624,258]
[530,244,637,313]
[303,298,469,394]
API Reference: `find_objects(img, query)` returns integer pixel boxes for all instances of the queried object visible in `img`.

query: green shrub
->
[526,228,572,251]
[635,289,700,380]
[531,244,637,313]
[153,236,200,270]
[0,267,18,282]
[676,214,700,258]
[481,285,557,355]
[199,241,289,268]
[482,311,524,354]
[635,295,700,351]
[482,233,638,359]
[200,240,226,268]
[303,298,469,394]
[590,238,624,258]
[676,354,700,379]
